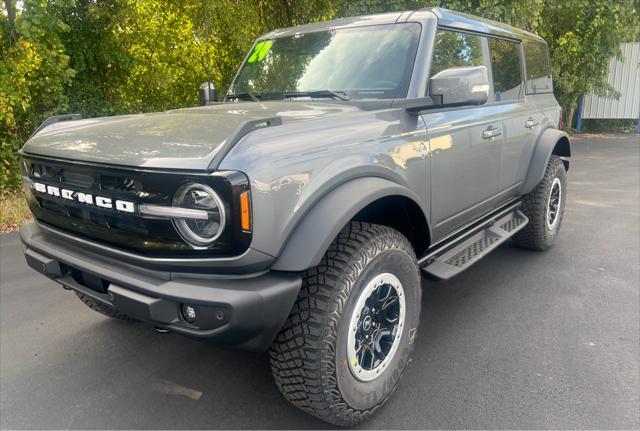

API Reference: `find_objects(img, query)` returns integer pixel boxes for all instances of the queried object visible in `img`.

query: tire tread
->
[269,222,417,426]
[513,155,566,250]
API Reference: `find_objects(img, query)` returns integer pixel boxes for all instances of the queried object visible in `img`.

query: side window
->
[488,38,524,102]
[430,29,484,78]
[523,39,553,94]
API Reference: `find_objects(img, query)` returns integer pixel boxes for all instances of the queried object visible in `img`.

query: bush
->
[1,0,75,189]
[579,119,639,133]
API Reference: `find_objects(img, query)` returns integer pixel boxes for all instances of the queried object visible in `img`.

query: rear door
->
[486,37,543,203]
[422,29,503,239]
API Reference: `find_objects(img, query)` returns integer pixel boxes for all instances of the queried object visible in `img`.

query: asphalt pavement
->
[1,133,639,429]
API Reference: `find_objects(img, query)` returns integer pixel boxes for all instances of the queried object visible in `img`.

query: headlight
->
[172,183,226,248]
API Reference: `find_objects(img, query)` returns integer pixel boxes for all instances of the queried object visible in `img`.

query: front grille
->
[22,156,251,257]
[29,159,167,201]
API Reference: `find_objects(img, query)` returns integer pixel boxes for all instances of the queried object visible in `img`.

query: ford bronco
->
[19,8,570,426]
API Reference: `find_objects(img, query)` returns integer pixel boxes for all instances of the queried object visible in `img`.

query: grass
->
[0,189,32,233]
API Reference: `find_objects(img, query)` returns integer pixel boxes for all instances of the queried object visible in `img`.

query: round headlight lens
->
[172,183,226,247]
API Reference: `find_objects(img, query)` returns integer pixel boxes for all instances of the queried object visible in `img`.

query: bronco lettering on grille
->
[32,182,135,213]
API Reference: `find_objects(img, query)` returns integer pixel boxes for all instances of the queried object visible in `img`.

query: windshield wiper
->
[226,91,261,102]
[283,90,351,101]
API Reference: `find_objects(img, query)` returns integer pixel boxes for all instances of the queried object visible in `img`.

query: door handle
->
[525,118,539,129]
[482,126,502,139]
[418,141,428,159]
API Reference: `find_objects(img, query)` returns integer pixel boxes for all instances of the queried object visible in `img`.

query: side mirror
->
[429,65,489,107]
[199,82,217,105]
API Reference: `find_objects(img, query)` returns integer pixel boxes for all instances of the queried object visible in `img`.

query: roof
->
[260,7,545,43]
[429,7,545,42]
[260,11,405,39]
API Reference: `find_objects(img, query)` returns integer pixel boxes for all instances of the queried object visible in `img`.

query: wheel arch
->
[522,128,571,195]
[271,177,431,272]
[351,195,430,257]
[552,135,571,170]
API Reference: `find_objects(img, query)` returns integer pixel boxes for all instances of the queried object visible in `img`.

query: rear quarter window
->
[523,40,553,94]
[488,38,524,102]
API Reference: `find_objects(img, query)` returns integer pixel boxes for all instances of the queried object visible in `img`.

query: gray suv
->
[19,8,570,426]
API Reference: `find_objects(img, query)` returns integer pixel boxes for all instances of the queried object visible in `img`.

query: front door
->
[423,29,502,240]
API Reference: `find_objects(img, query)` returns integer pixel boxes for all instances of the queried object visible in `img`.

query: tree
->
[350,0,636,131]
[203,0,339,95]
[536,0,639,129]
[54,0,133,117]
[0,0,75,189]
[1,0,638,191]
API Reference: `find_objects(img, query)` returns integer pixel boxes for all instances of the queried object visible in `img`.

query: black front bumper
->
[20,221,301,351]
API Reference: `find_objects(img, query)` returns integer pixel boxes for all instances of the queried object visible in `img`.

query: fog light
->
[181,304,197,324]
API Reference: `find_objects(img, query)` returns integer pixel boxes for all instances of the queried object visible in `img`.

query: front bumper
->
[20,221,301,351]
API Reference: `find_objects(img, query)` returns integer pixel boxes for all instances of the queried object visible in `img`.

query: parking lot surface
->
[1,133,639,429]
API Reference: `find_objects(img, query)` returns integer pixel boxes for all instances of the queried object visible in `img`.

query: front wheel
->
[269,222,421,426]
[513,155,567,250]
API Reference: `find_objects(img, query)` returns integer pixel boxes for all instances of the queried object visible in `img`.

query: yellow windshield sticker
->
[248,40,272,63]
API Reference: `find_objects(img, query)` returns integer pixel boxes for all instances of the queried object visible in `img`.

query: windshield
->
[229,23,421,100]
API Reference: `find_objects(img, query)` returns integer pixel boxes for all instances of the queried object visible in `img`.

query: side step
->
[421,209,529,280]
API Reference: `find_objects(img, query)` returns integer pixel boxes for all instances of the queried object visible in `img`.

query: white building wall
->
[582,42,640,120]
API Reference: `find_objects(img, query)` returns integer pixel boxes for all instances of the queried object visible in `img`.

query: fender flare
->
[271,176,429,272]
[521,128,571,194]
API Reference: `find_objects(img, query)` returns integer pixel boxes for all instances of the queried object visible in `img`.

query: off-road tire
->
[269,222,421,426]
[75,291,136,321]
[513,155,567,251]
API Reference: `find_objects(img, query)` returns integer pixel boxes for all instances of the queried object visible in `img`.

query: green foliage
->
[0,0,75,189]
[0,0,638,190]
[110,0,210,112]
[420,0,637,130]
[580,119,639,133]
[536,0,638,129]
[205,0,340,94]
[488,37,523,97]
[338,0,422,16]
[430,30,483,77]
[54,0,133,117]
[58,0,211,114]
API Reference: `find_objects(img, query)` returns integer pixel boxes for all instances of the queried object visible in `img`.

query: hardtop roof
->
[430,7,545,43]
[259,7,546,44]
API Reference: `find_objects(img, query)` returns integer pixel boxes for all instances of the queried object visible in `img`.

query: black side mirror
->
[199,82,217,105]
[429,65,489,106]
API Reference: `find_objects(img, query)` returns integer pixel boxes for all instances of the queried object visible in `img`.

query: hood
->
[22,101,368,170]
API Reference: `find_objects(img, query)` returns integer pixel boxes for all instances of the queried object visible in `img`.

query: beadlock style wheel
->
[513,155,567,251]
[347,273,405,382]
[546,177,562,229]
[269,222,421,426]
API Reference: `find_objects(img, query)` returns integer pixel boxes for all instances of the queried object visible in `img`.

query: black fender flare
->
[521,128,571,194]
[271,177,429,272]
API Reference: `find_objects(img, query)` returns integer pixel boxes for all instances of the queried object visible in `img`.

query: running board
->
[421,209,529,280]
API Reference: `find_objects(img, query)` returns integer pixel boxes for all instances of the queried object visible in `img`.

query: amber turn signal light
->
[240,191,251,232]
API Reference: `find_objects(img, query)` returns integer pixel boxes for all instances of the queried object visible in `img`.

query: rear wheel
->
[269,222,421,426]
[513,155,567,250]
[75,292,136,321]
